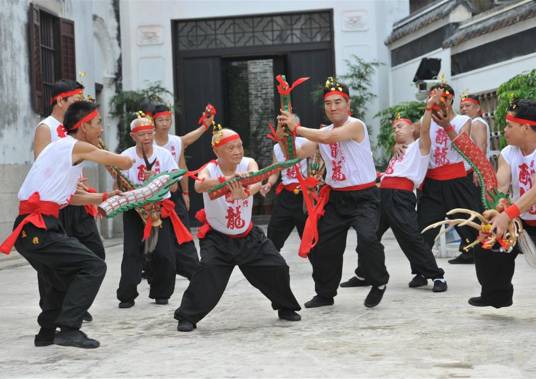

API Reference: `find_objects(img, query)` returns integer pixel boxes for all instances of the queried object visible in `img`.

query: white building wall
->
[0,0,121,243]
[119,0,408,136]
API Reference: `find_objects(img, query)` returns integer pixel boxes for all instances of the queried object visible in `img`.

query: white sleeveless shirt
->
[472,116,491,158]
[318,117,376,188]
[429,114,471,169]
[501,145,536,221]
[37,115,66,143]
[203,158,253,235]
[382,139,430,187]
[274,137,308,185]
[18,136,84,205]
[157,134,183,164]
[121,145,178,199]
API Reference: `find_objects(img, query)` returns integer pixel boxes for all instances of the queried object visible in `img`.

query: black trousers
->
[474,224,536,306]
[117,209,176,302]
[418,174,482,252]
[309,187,389,299]
[267,190,306,251]
[14,215,106,330]
[356,188,444,279]
[59,205,105,259]
[174,226,301,325]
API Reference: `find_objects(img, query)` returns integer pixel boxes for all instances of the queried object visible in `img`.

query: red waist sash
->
[380,177,414,192]
[276,182,301,195]
[195,209,253,239]
[142,199,193,245]
[0,192,60,254]
[426,162,466,181]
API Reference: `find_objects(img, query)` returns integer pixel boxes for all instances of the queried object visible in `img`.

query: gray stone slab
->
[1,230,536,378]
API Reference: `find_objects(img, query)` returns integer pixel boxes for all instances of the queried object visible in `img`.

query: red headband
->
[72,110,99,131]
[461,97,480,105]
[323,91,349,101]
[393,118,413,127]
[506,114,536,127]
[50,88,83,105]
[153,111,172,120]
[131,124,154,133]
[213,134,240,147]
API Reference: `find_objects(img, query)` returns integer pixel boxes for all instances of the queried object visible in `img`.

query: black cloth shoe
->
[408,275,428,288]
[448,253,474,264]
[82,311,93,322]
[34,328,56,347]
[278,309,301,321]
[340,276,370,288]
[177,320,196,332]
[364,286,386,308]
[304,295,334,308]
[53,329,99,349]
[432,279,448,292]
[468,296,512,308]
[155,298,168,305]
[118,300,135,309]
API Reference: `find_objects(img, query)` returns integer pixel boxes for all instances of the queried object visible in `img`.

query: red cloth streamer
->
[323,90,349,101]
[72,110,99,131]
[131,124,154,133]
[0,192,60,254]
[50,88,83,105]
[276,182,300,195]
[143,200,193,245]
[275,75,310,95]
[461,97,480,105]
[198,103,217,126]
[506,114,536,126]
[298,185,331,258]
[266,122,283,143]
[153,111,172,120]
[213,134,240,147]
[83,187,98,217]
[393,118,413,127]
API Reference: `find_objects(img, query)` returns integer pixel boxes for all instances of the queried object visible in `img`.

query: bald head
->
[212,128,240,147]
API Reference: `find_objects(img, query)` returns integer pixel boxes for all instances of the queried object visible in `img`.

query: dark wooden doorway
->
[172,10,335,220]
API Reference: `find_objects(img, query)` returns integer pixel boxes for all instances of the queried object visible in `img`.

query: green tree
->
[311,56,382,121]
[495,68,536,131]
[109,83,179,152]
[374,101,425,167]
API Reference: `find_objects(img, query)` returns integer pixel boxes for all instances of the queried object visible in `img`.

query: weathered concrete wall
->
[0,0,122,244]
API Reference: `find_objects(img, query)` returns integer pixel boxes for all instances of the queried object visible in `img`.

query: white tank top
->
[382,139,430,187]
[501,145,536,221]
[318,117,376,188]
[203,158,253,235]
[274,137,308,185]
[429,114,471,169]
[157,134,183,164]
[473,116,491,159]
[37,115,66,143]
[18,136,84,205]
[121,145,178,199]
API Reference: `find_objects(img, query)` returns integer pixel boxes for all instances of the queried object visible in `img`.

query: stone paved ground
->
[1,229,536,378]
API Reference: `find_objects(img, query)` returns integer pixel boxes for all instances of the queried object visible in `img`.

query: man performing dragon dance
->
[279,77,389,309]
[174,126,302,332]
[0,101,134,349]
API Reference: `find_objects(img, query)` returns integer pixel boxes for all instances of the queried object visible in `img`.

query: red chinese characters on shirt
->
[285,165,297,180]
[136,160,161,182]
[57,124,67,138]
[518,162,536,215]
[226,205,245,229]
[169,145,177,160]
[329,143,347,181]
[433,128,450,166]
[385,151,405,175]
